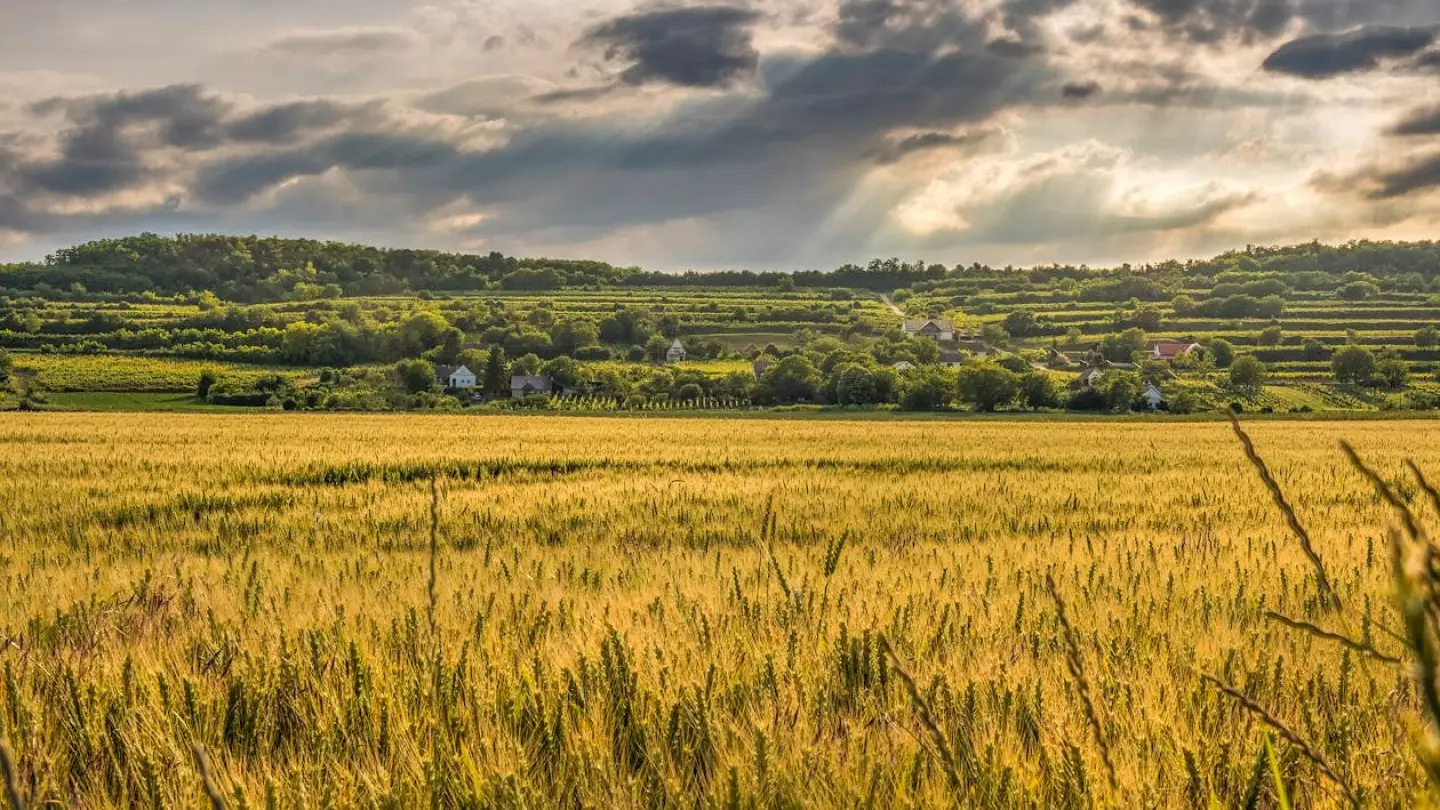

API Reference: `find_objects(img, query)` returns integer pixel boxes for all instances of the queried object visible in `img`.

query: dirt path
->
[880,294,905,319]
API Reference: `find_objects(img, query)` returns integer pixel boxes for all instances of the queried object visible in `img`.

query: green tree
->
[1258,326,1283,346]
[1331,345,1376,384]
[957,362,1021,412]
[899,367,954,411]
[1100,328,1147,364]
[1378,357,1409,388]
[551,319,600,356]
[834,365,879,406]
[757,356,823,404]
[542,356,584,390]
[1302,339,1328,361]
[1170,294,1197,316]
[980,324,1010,348]
[436,327,464,364]
[1229,355,1267,391]
[196,369,218,398]
[1020,371,1061,410]
[395,360,435,394]
[1208,338,1235,369]
[1338,280,1379,301]
[1169,390,1203,414]
[483,347,508,396]
[1003,310,1039,337]
[504,330,553,359]
[509,353,543,377]
[1416,326,1439,348]
[1096,371,1142,412]
[645,334,672,362]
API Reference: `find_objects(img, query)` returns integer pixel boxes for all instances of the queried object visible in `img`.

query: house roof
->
[670,338,685,349]
[903,319,955,332]
[450,365,473,377]
[1151,342,1200,359]
[433,364,459,378]
[510,375,552,390]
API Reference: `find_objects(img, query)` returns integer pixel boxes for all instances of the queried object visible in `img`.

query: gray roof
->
[510,375,552,390]
[903,319,955,331]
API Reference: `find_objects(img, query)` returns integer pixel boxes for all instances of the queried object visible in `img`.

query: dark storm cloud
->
[1062,81,1102,98]
[30,84,232,151]
[578,5,762,88]
[225,100,371,143]
[1390,105,1440,136]
[194,131,460,204]
[1367,152,1440,198]
[1262,25,1436,78]
[174,0,1060,237]
[19,84,231,196]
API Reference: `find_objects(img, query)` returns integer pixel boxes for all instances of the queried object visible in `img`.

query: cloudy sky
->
[0,0,1437,270]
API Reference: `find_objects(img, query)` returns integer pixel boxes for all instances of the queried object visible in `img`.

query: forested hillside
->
[8,234,1437,303]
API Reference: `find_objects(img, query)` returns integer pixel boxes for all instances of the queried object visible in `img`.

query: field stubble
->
[0,414,1437,807]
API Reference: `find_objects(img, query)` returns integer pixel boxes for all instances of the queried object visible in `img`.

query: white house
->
[902,319,955,342]
[666,339,687,363]
[1141,384,1166,410]
[892,361,915,372]
[435,364,477,390]
[448,365,476,390]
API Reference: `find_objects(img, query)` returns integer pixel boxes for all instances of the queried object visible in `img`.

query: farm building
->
[435,364,477,389]
[1148,342,1201,362]
[511,375,553,399]
[1046,347,1075,367]
[1141,384,1167,410]
[902,319,955,341]
[666,339,687,363]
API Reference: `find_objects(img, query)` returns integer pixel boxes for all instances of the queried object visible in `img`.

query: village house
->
[435,364,477,390]
[892,360,915,372]
[1141,384,1167,410]
[1077,366,1106,388]
[902,319,955,342]
[1148,342,1202,362]
[510,375,553,399]
[666,338,687,363]
[1046,347,1075,368]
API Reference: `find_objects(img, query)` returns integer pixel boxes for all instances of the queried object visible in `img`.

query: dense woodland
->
[5,234,1440,302]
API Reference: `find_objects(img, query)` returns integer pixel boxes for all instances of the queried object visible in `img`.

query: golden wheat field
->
[3,413,1440,808]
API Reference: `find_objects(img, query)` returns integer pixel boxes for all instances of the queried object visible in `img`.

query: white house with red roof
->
[1148,342,1201,362]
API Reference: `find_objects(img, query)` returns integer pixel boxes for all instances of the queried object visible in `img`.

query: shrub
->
[1331,345,1376,384]
[196,370,219,398]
